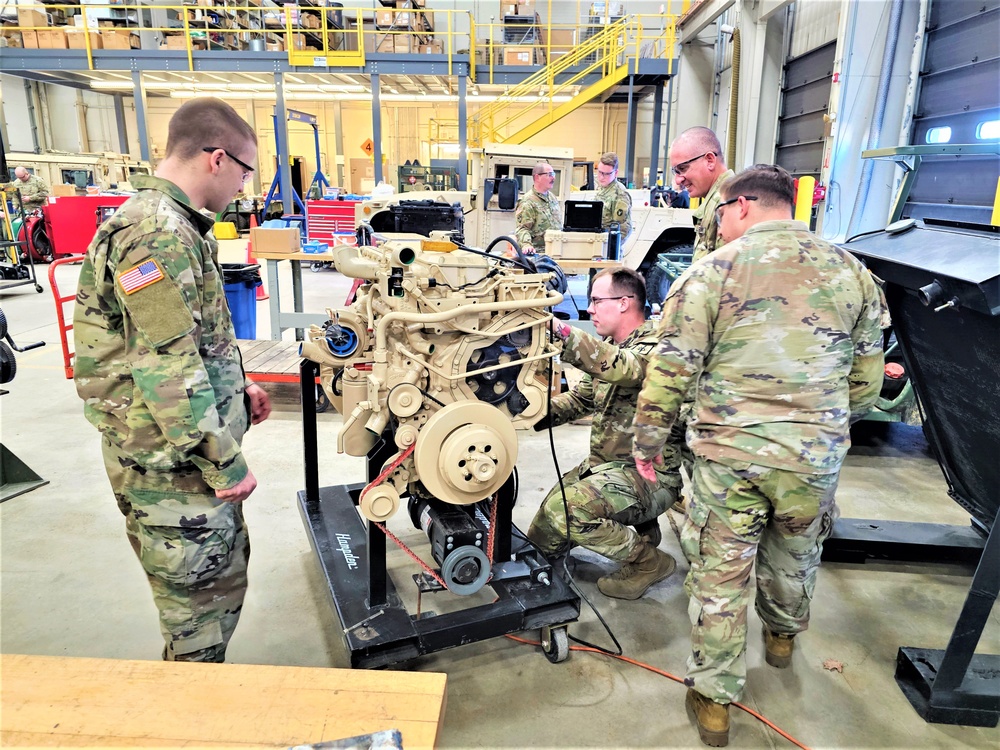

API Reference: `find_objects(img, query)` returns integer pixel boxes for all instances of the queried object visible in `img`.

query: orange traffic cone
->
[247,212,269,301]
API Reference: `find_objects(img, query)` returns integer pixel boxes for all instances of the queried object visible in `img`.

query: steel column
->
[113,94,129,155]
[649,81,664,188]
[458,75,468,190]
[275,74,294,215]
[130,71,150,162]
[372,73,383,183]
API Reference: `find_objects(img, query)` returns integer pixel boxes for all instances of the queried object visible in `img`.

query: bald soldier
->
[12,167,49,213]
[528,267,678,600]
[669,127,733,263]
[632,165,885,746]
[514,161,562,255]
[74,97,271,663]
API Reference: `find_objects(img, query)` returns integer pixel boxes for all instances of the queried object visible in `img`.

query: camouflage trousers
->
[682,457,839,704]
[527,460,679,562]
[102,438,251,663]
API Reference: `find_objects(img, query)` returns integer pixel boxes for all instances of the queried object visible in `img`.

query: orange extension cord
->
[505,634,812,750]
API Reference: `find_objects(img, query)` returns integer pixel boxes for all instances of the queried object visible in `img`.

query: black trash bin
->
[221,263,261,339]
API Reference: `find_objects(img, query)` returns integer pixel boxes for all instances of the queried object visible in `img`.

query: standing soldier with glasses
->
[668,127,734,263]
[594,152,633,240]
[74,97,272,663]
[514,161,562,256]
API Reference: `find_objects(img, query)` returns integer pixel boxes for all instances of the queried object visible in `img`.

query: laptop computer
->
[563,200,604,233]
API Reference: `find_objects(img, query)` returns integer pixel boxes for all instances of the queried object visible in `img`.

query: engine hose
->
[485,235,529,269]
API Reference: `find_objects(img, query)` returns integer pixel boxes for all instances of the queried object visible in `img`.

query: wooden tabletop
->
[253,249,336,262]
[1,653,447,748]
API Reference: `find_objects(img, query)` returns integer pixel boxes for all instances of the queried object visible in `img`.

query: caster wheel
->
[540,625,569,664]
[311,262,323,273]
[35,284,44,293]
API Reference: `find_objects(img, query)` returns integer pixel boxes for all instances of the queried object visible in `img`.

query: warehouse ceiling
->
[13,70,531,103]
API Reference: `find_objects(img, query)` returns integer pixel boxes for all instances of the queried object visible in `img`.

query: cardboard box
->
[35,28,68,49]
[101,29,139,49]
[500,4,517,17]
[503,45,534,65]
[419,40,443,54]
[265,40,283,51]
[394,35,414,53]
[20,29,38,48]
[250,227,300,255]
[17,8,48,29]
[544,29,575,47]
[290,32,306,50]
[376,35,394,52]
[375,10,394,27]
[161,35,206,50]
[52,184,78,197]
[72,15,101,29]
[66,30,103,49]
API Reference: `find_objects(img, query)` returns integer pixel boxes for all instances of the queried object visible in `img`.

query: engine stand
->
[296,360,581,669]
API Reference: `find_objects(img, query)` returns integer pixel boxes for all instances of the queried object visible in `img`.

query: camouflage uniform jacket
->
[514,187,561,251]
[691,168,734,263]
[595,179,633,239]
[550,321,658,467]
[16,174,49,211]
[73,175,250,489]
[633,219,885,474]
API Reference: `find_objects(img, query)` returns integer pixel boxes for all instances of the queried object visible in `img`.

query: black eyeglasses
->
[588,295,634,307]
[715,195,758,221]
[671,152,714,176]
[596,167,616,177]
[203,147,254,181]
[537,171,556,178]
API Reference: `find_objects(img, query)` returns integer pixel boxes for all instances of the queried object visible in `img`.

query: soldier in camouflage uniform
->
[664,128,735,498]
[594,152,632,239]
[73,98,272,663]
[632,165,885,746]
[527,267,678,600]
[513,161,561,255]
[12,167,49,213]
[668,127,734,263]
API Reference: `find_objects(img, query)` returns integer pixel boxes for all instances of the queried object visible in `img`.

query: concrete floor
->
[1,249,998,749]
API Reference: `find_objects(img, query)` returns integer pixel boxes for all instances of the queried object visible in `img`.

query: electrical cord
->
[542,317,623,657]
[503,633,812,750]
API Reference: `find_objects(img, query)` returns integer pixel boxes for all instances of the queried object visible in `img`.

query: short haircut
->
[164,97,257,162]
[594,265,647,311]
[721,164,795,211]
[674,126,723,162]
[599,153,619,171]
[532,162,553,176]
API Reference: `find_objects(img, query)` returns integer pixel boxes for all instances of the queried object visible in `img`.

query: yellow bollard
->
[795,176,816,223]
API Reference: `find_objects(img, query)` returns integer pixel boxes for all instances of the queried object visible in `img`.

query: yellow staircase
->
[471,16,675,146]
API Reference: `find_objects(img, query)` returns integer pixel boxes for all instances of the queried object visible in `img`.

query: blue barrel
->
[221,263,261,339]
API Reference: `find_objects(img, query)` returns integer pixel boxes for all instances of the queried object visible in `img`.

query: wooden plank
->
[1,654,446,749]
[238,340,304,377]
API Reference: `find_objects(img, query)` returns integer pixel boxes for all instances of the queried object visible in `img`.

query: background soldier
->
[668,127,733,263]
[594,152,632,240]
[11,166,49,214]
[528,267,678,600]
[513,161,561,255]
[73,97,272,663]
[632,165,885,746]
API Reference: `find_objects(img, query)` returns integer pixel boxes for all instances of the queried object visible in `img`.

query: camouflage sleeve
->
[115,231,248,489]
[514,197,536,248]
[546,372,596,427]
[615,186,632,238]
[847,270,888,422]
[632,266,718,460]
[561,327,648,386]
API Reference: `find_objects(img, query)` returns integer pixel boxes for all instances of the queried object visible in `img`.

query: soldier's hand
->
[246,383,272,425]
[216,470,257,503]
[522,244,536,256]
[635,454,663,483]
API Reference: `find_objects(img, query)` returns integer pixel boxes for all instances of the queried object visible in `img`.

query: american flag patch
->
[118,259,164,295]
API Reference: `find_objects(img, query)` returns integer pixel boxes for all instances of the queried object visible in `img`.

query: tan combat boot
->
[764,629,795,668]
[597,542,676,600]
[686,689,730,747]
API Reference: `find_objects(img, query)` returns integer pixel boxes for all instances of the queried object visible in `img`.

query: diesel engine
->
[300,237,562,525]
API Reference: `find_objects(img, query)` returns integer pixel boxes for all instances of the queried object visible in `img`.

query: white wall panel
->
[788,0,840,59]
